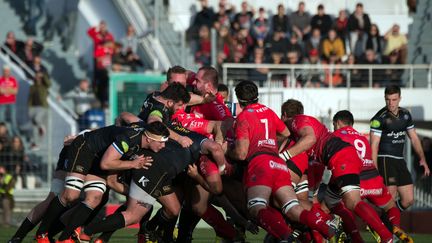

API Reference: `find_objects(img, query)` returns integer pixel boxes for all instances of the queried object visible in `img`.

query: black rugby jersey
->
[84,125,144,159]
[138,92,171,125]
[370,107,414,158]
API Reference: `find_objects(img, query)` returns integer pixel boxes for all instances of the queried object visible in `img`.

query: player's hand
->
[63,135,77,145]
[187,164,199,178]
[245,220,259,234]
[420,159,430,176]
[178,136,193,148]
[131,155,153,169]
[221,141,228,153]
[203,92,216,103]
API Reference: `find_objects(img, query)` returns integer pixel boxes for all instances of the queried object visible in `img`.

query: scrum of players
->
[8,65,425,243]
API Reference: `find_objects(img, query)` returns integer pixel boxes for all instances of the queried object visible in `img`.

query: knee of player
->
[192,203,207,217]
[84,192,104,208]
[61,189,80,204]
[247,197,268,218]
[402,197,414,208]
[164,205,181,218]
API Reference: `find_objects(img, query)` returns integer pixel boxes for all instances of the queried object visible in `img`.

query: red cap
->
[309,49,319,56]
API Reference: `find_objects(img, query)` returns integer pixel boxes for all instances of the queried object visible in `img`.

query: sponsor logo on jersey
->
[257,139,276,147]
[121,141,129,152]
[247,109,254,112]
[404,114,409,120]
[255,106,269,113]
[360,188,382,196]
[387,131,405,139]
[269,160,288,172]
[370,120,381,128]
[138,176,150,187]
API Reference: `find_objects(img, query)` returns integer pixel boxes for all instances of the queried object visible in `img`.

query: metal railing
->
[0,45,78,186]
[222,63,432,89]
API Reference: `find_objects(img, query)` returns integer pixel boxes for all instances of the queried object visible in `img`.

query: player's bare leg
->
[390,184,414,211]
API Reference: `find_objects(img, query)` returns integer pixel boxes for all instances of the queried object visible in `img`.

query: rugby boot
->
[7,237,22,243]
[35,233,51,243]
[393,226,414,243]
[366,225,381,243]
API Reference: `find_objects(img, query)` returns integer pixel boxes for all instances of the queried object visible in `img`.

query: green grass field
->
[1,227,432,243]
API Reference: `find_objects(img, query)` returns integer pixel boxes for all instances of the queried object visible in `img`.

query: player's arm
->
[100,144,152,171]
[201,139,227,173]
[187,164,213,192]
[106,172,129,195]
[116,112,141,126]
[407,129,430,176]
[228,138,249,161]
[370,133,381,168]
[284,126,316,158]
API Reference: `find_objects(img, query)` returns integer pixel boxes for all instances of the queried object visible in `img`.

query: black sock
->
[12,217,36,239]
[176,205,201,243]
[97,203,128,242]
[58,202,94,240]
[162,216,178,242]
[36,196,68,235]
[396,199,408,211]
[47,218,65,239]
[84,212,126,235]
[138,207,153,234]
[146,208,165,231]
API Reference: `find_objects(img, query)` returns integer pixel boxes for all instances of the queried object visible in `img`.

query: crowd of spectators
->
[188,1,408,87]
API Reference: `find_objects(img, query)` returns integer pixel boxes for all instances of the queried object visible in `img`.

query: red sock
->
[299,210,332,239]
[354,201,392,241]
[311,230,325,243]
[311,202,332,222]
[201,205,237,239]
[386,206,401,227]
[257,207,292,240]
[332,202,364,243]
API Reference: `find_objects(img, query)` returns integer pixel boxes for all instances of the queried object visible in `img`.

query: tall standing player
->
[370,85,430,211]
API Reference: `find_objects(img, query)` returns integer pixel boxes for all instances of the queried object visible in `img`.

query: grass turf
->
[1,227,432,243]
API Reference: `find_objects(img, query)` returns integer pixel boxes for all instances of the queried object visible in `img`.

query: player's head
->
[332,110,354,130]
[235,80,258,107]
[384,85,401,114]
[143,121,169,152]
[167,65,187,87]
[218,83,229,102]
[194,66,218,95]
[281,99,303,121]
[160,82,191,113]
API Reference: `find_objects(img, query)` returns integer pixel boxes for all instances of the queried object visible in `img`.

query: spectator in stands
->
[360,49,381,87]
[87,20,115,52]
[266,31,288,58]
[111,42,128,72]
[311,4,333,38]
[366,24,385,62]
[347,3,371,54]
[62,78,96,123]
[80,99,105,130]
[0,122,10,144]
[233,1,254,32]
[333,10,348,41]
[384,24,408,64]
[235,28,255,58]
[381,50,403,86]
[216,26,233,63]
[290,1,311,40]
[0,165,16,227]
[285,51,302,87]
[0,141,8,166]
[286,34,304,61]
[0,66,19,135]
[27,72,51,150]
[26,55,48,79]
[121,25,139,57]
[94,40,114,107]
[322,29,345,61]
[272,4,290,36]
[1,32,24,58]
[248,47,268,86]
[214,1,232,29]
[5,136,27,188]
[304,28,322,58]
[323,52,344,87]
[344,54,362,87]
[17,37,44,66]
[252,7,269,48]
[188,0,215,49]
[303,49,324,87]
[351,31,368,59]
[195,25,212,66]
